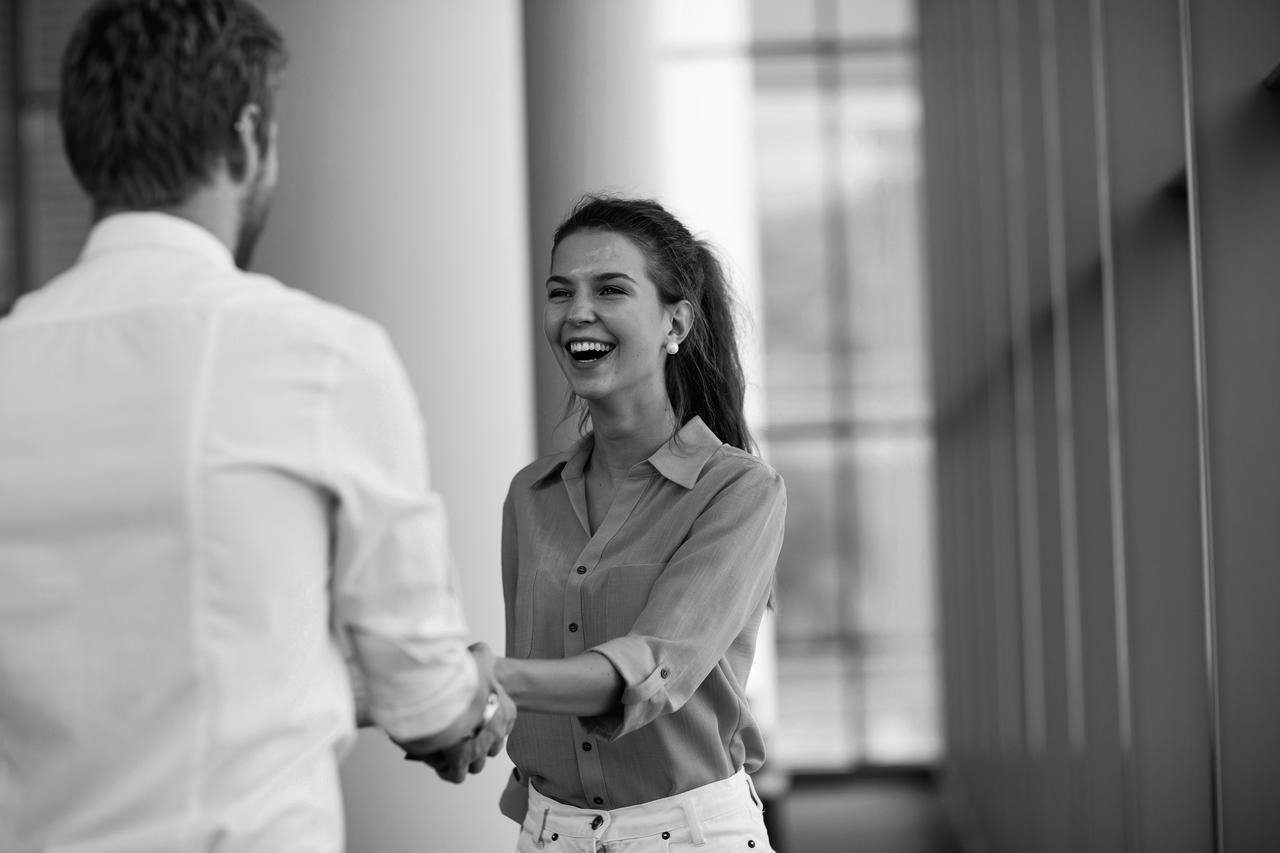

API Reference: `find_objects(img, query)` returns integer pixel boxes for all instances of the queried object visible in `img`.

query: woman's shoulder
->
[699,444,785,495]
[506,444,580,493]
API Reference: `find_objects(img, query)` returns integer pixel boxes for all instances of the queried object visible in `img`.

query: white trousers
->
[514,769,775,853]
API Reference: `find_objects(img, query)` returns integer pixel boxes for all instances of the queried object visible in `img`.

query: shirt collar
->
[80,211,236,269]
[529,416,724,491]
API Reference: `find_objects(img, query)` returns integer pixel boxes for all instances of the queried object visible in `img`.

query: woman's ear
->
[668,299,695,345]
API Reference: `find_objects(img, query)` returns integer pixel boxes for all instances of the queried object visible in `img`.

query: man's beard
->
[234,165,273,270]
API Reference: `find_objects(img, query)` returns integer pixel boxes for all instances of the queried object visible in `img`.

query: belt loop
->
[534,807,550,848]
[680,799,707,847]
[745,770,763,809]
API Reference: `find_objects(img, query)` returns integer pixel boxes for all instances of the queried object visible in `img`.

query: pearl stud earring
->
[665,341,679,355]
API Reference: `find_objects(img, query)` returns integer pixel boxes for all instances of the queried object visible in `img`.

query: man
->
[0,1,512,850]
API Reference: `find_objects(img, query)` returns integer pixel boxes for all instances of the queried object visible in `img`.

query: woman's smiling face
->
[544,229,677,408]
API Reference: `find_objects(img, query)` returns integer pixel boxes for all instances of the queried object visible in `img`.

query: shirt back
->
[0,214,360,852]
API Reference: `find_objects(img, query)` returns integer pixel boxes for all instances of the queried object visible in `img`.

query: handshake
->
[393,642,517,784]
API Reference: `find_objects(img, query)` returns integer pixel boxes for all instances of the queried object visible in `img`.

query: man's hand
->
[402,642,515,783]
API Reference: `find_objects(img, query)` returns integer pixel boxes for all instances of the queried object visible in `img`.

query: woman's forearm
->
[495,652,624,717]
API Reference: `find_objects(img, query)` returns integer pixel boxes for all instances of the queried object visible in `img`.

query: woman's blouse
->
[501,417,787,812]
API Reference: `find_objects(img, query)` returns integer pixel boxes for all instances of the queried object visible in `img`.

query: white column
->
[253,3,533,852]
[522,0,663,452]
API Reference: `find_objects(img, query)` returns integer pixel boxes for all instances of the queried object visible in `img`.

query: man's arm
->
[321,319,506,767]
[400,643,516,782]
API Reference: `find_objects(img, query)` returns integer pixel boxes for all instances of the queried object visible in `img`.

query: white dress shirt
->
[0,213,478,853]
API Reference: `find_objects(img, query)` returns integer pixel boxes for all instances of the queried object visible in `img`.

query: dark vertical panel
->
[25,0,93,286]
[919,1,979,832]
[1036,0,1093,848]
[1008,0,1078,848]
[1096,0,1214,849]
[947,0,983,794]
[2,0,26,307]
[994,0,1053,845]
[966,0,1022,773]
[952,0,985,791]
[1187,0,1280,848]
[977,0,1033,845]
[1050,0,1130,849]
[956,0,997,778]
[1174,2,1222,849]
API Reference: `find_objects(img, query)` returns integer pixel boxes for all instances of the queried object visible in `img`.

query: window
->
[751,0,939,769]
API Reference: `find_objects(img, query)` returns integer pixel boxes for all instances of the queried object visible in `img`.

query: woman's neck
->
[586,396,679,473]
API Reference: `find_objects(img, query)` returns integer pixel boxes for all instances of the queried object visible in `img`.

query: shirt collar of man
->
[80,211,236,270]
[529,415,723,491]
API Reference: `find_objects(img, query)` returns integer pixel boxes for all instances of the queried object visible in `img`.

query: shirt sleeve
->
[501,487,519,658]
[321,319,478,743]
[586,461,786,740]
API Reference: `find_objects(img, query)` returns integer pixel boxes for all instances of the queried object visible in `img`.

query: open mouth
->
[567,340,616,364]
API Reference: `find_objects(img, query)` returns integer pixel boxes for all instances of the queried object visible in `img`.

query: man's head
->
[60,0,286,267]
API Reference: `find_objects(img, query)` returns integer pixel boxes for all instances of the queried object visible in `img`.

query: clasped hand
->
[401,642,515,784]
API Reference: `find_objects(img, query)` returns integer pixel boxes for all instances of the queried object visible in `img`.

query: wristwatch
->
[468,691,501,739]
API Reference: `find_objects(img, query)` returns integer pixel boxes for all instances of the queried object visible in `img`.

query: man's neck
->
[157,185,240,257]
[98,174,241,260]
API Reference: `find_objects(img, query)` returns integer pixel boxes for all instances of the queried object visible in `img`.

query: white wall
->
[252,3,534,851]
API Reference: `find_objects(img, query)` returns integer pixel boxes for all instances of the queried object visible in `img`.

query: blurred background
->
[2,1,1278,851]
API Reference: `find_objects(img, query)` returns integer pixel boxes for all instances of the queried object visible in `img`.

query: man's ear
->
[230,103,263,182]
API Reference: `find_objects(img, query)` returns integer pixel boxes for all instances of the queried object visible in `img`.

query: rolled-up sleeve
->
[587,462,786,740]
[500,489,519,657]
[321,320,477,743]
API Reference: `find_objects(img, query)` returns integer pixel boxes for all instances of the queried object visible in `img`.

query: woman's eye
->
[599,285,624,296]
[547,288,570,300]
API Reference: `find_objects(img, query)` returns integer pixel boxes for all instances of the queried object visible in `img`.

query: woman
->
[494,195,786,852]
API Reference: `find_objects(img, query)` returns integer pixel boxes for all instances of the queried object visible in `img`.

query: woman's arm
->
[494,651,624,717]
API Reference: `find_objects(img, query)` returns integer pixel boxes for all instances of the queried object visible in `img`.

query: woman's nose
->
[566,292,595,324]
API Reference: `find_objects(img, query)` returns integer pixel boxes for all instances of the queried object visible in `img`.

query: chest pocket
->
[602,562,668,639]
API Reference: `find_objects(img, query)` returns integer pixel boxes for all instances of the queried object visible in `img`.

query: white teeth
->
[568,341,615,354]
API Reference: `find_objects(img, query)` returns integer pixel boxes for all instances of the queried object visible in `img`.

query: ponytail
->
[551,195,756,453]
[666,242,753,453]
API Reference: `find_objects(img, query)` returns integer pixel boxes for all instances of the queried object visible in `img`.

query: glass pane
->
[753,57,836,430]
[836,0,917,41]
[850,433,940,763]
[776,649,860,769]
[862,644,942,763]
[751,0,938,772]
[751,0,819,44]
[767,436,843,644]
[850,433,936,636]
[838,53,929,424]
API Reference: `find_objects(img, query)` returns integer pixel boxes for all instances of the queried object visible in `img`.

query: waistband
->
[522,769,758,845]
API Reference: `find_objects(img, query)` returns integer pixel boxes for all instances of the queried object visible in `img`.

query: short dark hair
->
[59,0,287,214]
[552,195,755,454]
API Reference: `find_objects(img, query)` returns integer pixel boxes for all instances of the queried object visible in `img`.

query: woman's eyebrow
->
[596,272,636,283]
[545,272,637,287]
